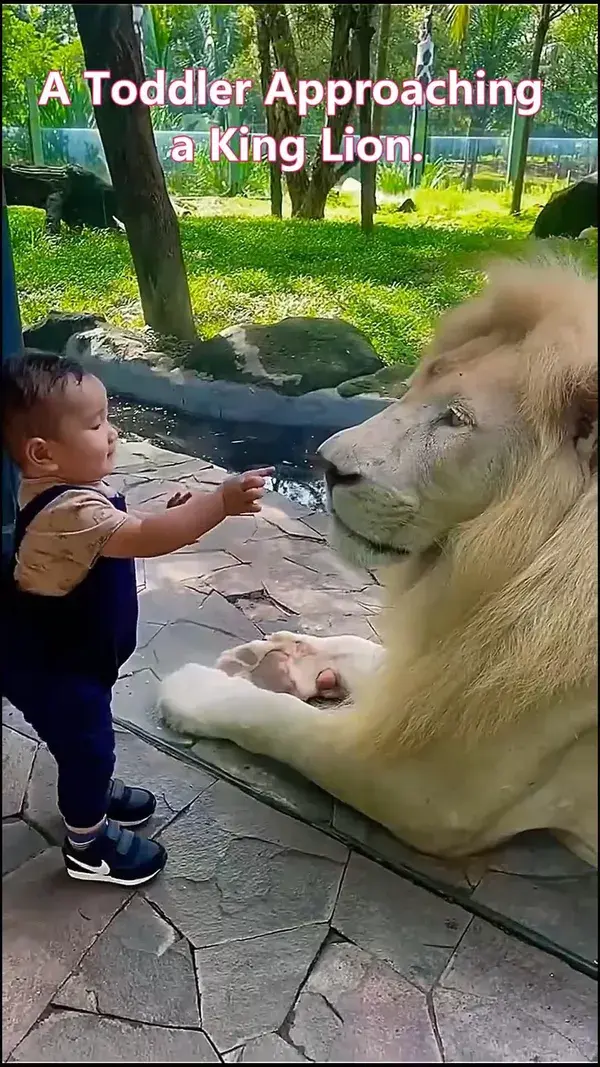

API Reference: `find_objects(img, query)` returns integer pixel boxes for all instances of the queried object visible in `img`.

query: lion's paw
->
[158,662,249,739]
[215,631,348,702]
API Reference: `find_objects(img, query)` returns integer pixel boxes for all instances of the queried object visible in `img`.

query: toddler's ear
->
[25,437,59,474]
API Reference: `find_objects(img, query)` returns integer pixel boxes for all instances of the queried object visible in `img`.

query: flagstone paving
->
[2,440,597,1062]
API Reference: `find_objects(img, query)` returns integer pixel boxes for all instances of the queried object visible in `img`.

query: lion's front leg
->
[215,631,384,702]
[158,663,351,785]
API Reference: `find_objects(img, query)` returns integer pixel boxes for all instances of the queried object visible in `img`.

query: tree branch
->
[333,159,359,184]
[549,3,573,22]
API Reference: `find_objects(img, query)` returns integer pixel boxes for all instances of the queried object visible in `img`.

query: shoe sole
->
[65,863,165,886]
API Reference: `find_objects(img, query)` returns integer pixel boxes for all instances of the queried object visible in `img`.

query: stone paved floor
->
[2,440,598,1063]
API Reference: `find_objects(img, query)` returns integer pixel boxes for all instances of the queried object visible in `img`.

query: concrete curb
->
[68,339,394,429]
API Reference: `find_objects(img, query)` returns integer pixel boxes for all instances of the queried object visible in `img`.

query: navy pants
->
[3,485,137,829]
[4,671,115,828]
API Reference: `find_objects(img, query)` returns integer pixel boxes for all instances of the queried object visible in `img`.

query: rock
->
[25,313,384,398]
[532,171,598,240]
[185,317,384,395]
[337,363,414,398]
[23,311,107,353]
[339,177,362,196]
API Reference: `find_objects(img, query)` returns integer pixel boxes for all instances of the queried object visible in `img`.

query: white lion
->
[159,256,598,868]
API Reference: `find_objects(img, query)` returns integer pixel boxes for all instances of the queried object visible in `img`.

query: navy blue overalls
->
[1,485,138,828]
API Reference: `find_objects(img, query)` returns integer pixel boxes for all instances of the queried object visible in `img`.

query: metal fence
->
[3,125,598,186]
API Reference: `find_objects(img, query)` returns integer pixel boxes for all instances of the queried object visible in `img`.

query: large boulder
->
[336,363,414,398]
[532,171,597,240]
[24,313,384,397]
[185,317,383,395]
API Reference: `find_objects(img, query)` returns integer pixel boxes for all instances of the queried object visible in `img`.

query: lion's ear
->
[571,384,598,474]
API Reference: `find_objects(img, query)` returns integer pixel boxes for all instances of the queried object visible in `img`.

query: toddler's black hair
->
[1,349,86,457]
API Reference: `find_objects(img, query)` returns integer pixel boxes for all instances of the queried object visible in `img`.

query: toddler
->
[1,351,273,887]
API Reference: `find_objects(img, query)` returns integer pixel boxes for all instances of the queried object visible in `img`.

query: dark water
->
[109,398,331,512]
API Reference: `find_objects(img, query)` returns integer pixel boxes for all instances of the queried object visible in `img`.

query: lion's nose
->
[316,453,361,491]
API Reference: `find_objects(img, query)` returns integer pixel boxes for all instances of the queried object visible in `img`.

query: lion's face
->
[319,259,597,570]
[319,355,527,567]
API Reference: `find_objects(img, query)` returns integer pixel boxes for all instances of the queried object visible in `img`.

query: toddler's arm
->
[101,468,273,559]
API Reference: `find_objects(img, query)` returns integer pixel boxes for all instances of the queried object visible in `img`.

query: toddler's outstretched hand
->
[166,491,193,509]
[220,468,275,516]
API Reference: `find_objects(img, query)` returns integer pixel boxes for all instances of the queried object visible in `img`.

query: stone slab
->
[147,780,347,947]
[434,989,597,1062]
[54,896,200,1027]
[473,869,598,968]
[435,918,598,1061]
[333,803,484,891]
[2,849,129,1060]
[137,584,209,625]
[2,820,48,877]
[333,853,471,990]
[3,726,38,818]
[9,1010,220,1062]
[112,668,196,748]
[142,551,238,591]
[2,700,39,742]
[134,619,241,680]
[225,1033,309,1062]
[196,924,328,1051]
[488,830,598,878]
[288,941,441,1062]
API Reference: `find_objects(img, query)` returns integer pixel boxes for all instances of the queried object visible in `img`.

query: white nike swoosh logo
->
[69,856,111,875]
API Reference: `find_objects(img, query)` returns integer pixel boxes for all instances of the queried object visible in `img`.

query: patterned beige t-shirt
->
[15,479,128,596]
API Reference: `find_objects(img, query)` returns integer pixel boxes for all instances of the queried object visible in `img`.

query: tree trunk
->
[252,3,370,221]
[253,5,283,218]
[463,107,489,192]
[295,170,333,221]
[372,3,392,214]
[372,5,392,140]
[510,4,551,216]
[296,4,361,219]
[72,4,196,340]
[357,5,377,233]
[254,4,309,215]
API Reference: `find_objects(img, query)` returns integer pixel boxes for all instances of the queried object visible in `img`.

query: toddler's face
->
[28,374,119,483]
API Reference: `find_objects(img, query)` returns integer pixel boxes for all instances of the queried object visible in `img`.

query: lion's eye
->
[440,406,470,428]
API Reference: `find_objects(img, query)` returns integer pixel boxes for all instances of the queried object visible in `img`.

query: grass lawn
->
[9,185,592,366]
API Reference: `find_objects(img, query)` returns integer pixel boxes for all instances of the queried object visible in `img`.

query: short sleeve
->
[15,488,128,595]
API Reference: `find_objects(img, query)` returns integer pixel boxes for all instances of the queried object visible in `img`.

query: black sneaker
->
[106,777,156,828]
[63,820,167,886]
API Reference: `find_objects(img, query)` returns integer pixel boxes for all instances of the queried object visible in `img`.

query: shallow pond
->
[109,398,332,512]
